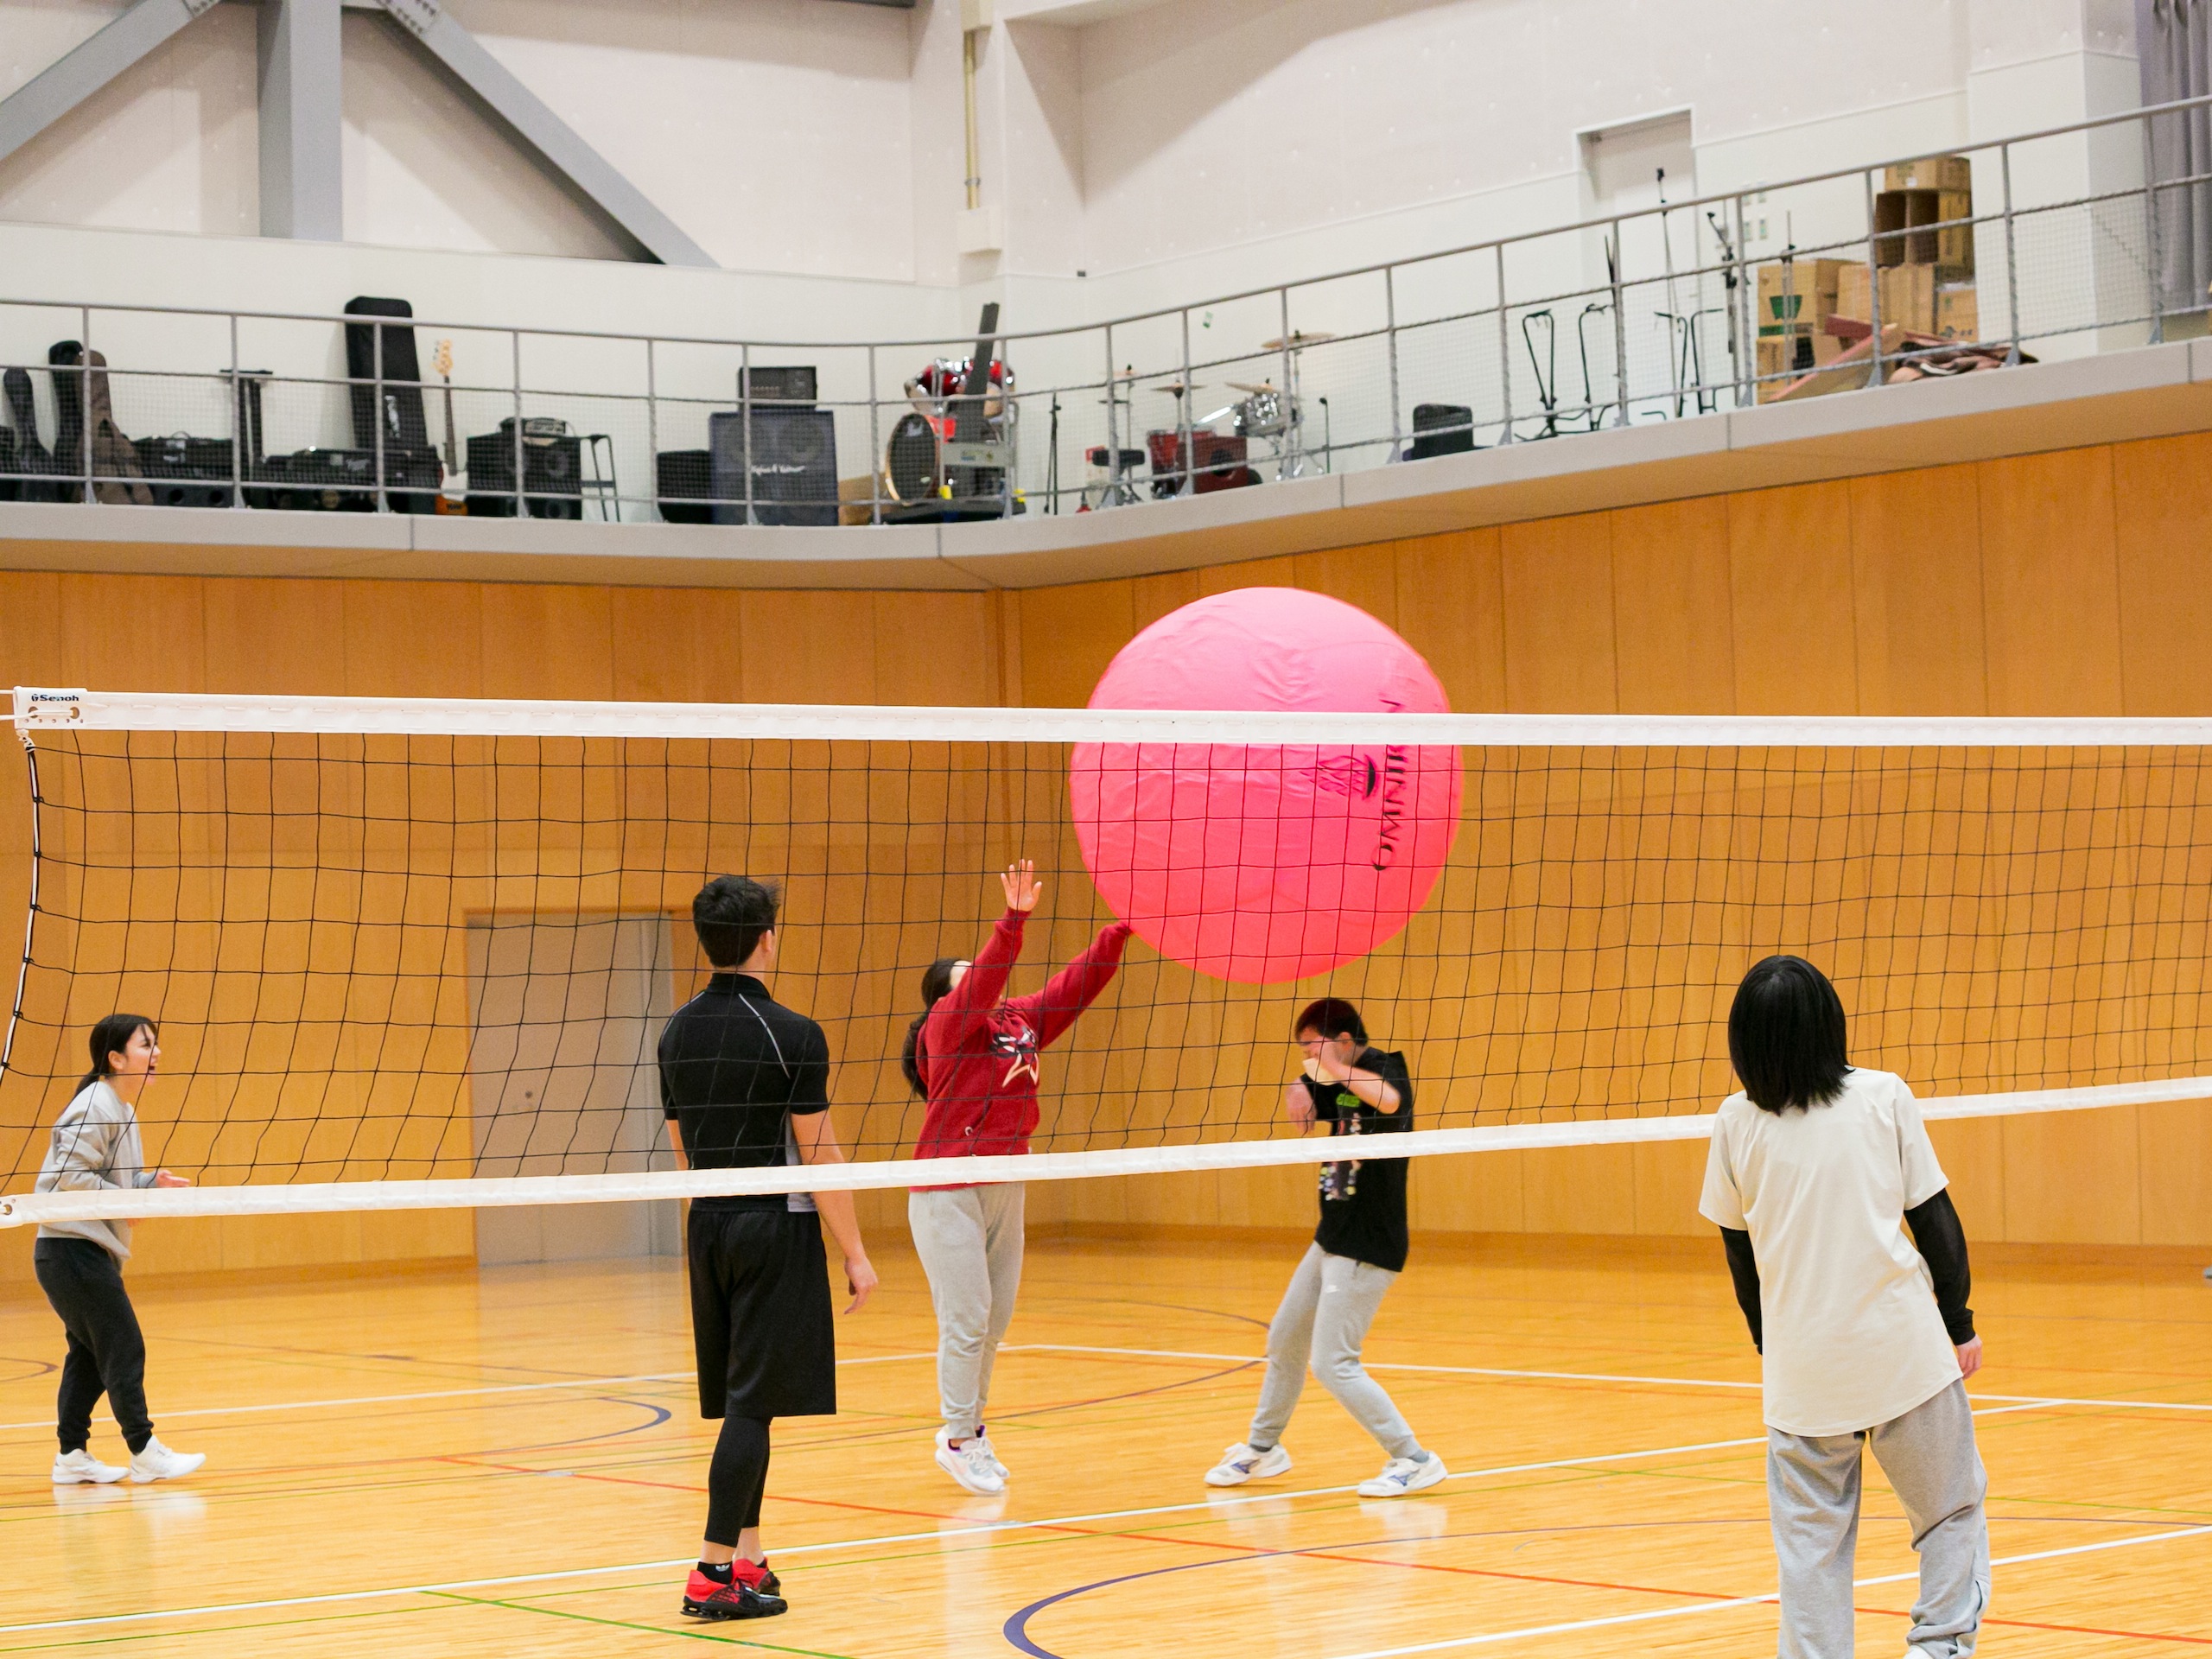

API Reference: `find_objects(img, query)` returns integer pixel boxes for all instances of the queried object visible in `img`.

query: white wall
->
[0,0,2147,368]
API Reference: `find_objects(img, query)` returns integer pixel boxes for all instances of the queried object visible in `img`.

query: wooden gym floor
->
[1,1227,2208,1656]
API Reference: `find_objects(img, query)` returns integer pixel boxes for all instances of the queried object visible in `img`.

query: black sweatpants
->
[707,1414,772,1547]
[33,1237,152,1455]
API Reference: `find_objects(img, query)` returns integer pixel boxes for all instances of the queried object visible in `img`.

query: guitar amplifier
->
[246,448,379,512]
[1408,403,1478,459]
[467,419,583,519]
[655,449,713,524]
[132,435,236,508]
[741,365,817,404]
[709,408,837,527]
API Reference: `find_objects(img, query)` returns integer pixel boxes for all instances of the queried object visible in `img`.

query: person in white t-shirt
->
[1699,956,1989,1659]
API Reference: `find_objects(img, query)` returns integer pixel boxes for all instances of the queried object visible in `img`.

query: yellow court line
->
[1320,1522,2212,1659]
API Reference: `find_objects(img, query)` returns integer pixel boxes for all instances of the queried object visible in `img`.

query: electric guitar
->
[433,339,467,511]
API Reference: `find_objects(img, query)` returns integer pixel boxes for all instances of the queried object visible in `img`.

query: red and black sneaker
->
[734,1558,782,1596]
[681,1568,787,1620]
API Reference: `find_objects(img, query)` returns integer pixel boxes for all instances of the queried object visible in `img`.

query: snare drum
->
[1233,390,1287,438]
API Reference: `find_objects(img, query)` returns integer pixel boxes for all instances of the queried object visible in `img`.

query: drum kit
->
[1085,329,1332,508]
[883,348,1016,512]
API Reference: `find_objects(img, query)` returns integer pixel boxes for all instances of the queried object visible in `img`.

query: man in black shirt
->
[661,875,876,1622]
[1203,997,1446,1499]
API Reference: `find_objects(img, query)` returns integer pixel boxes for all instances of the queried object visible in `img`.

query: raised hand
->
[1284,1080,1317,1130]
[1001,859,1043,913]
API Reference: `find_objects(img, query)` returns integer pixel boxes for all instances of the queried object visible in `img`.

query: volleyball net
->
[6,687,2212,1225]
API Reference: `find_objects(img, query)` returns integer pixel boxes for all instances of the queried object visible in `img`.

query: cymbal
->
[1262,330,1336,350]
[1155,380,1204,395]
[1228,380,1283,396]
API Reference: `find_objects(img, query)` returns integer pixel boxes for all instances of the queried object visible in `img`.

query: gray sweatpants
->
[1767,1379,1990,1659]
[908,1184,1025,1440]
[1249,1244,1422,1461]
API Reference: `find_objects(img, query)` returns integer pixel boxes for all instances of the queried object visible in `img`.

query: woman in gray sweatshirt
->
[34,1013,205,1484]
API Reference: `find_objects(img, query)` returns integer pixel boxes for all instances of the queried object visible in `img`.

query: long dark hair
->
[1727,956,1849,1113]
[79,1013,156,1093]
[900,957,966,1097]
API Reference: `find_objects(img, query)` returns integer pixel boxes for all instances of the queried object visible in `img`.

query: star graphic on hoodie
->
[992,1024,1041,1088]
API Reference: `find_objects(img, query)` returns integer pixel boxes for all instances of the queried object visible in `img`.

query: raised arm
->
[924,863,1042,1055]
[1014,920,1134,1047]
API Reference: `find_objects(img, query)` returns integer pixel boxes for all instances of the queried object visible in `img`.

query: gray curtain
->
[2140,0,2212,317]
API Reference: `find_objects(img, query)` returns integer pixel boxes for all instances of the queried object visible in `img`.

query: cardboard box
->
[1936,283,1979,342]
[1756,257,1844,334]
[1937,189,1974,273]
[1886,156,1973,194]
[1837,263,1936,334]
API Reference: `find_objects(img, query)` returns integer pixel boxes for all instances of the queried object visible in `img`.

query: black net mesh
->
[6,728,2212,1192]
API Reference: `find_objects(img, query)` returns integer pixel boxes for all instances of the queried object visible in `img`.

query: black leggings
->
[706,1414,772,1548]
[33,1237,152,1455]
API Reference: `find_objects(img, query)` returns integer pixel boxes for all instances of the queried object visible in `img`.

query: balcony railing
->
[1,92,2205,528]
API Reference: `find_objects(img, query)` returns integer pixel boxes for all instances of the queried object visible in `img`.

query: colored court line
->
[0,1350,939,1435]
[424,1590,861,1657]
[1005,1343,2212,1411]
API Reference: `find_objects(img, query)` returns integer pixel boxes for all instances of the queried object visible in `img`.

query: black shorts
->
[688,1205,836,1420]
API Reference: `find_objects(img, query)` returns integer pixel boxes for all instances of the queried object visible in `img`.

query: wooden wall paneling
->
[1976,448,2125,717]
[2112,431,2212,715]
[480,585,615,701]
[1016,580,1135,708]
[1293,543,1399,624]
[1408,1144,1525,1234]
[740,592,878,704]
[342,581,485,698]
[1927,1118,2007,1243]
[608,588,746,704]
[1521,1144,1639,1235]
[874,594,995,707]
[1610,498,1736,715]
[58,574,207,694]
[2138,1096,2212,1248]
[1725,482,1858,714]
[1630,1139,1707,1236]
[202,579,349,696]
[1500,515,1616,714]
[1394,528,1506,712]
[1197,556,1298,596]
[2000,1104,2144,1245]
[1846,466,1988,716]
[1130,569,1202,634]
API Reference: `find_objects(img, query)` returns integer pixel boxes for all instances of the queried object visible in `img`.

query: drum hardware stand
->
[1707,208,1745,406]
[1317,396,1332,473]
[1575,302,1614,429]
[1090,366,1145,508]
[1521,309,1560,438]
[1259,330,1332,480]
[1046,392,1061,513]
[1658,166,1686,416]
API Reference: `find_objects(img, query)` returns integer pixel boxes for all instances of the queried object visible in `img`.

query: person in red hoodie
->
[899,859,1132,1495]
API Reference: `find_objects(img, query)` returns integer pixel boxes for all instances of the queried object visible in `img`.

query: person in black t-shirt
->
[660,875,876,1623]
[1202,997,1446,1499]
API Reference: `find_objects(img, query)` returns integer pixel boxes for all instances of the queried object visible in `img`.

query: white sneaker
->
[1204,1441,1293,1486]
[1357,1451,1446,1498]
[973,1432,1010,1482]
[934,1428,1004,1496]
[52,1449,127,1485]
[128,1437,206,1484]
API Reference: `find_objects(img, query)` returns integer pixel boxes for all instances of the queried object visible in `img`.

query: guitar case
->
[4,366,61,502]
[48,341,153,505]
[344,297,441,512]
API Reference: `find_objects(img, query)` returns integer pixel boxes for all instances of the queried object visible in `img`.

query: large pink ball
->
[1069,588,1464,985]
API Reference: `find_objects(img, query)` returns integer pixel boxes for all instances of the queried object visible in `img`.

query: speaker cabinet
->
[708,408,838,527]
[467,420,583,519]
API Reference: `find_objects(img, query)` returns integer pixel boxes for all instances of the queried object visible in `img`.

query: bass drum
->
[884,411,941,504]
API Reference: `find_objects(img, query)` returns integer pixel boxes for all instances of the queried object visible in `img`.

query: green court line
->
[426,1590,863,1656]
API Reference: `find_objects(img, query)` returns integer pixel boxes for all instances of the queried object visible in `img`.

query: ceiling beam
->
[359,0,716,267]
[258,0,343,240]
[0,0,219,169]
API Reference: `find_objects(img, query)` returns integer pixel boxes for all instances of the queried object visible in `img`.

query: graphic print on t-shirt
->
[1320,1094,1365,1200]
[990,1020,1040,1088]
